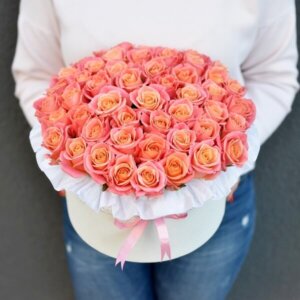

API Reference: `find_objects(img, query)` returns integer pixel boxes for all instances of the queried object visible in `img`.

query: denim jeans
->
[62,171,256,300]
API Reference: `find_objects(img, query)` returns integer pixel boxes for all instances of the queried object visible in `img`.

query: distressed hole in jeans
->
[66,242,72,253]
[241,214,249,227]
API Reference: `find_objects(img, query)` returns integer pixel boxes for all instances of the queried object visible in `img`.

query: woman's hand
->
[227,178,240,202]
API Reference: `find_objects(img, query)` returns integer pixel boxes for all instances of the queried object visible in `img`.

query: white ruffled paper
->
[29,123,260,221]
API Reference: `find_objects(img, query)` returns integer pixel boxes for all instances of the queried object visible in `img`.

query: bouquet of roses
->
[29,42,259,268]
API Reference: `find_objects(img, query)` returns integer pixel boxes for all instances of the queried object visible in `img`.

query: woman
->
[11,0,299,299]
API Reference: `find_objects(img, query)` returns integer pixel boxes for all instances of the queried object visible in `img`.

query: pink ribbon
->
[114,213,187,270]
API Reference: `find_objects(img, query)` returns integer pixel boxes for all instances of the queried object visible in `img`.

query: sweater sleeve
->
[11,0,65,128]
[241,1,299,145]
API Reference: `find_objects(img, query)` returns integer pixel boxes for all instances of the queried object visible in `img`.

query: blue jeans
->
[62,171,256,300]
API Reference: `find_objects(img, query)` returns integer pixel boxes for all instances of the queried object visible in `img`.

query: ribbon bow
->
[114,213,187,270]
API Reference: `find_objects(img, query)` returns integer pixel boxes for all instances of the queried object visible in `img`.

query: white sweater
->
[11,0,299,261]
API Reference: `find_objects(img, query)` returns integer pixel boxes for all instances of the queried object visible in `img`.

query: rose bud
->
[168,99,194,123]
[222,131,248,167]
[225,79,246,97]
[190,140,221,179]
[205,61,229,84]
[81,117,110,143]
[140,110,173,135]
[61,82,82,110]
[60,137,87,177]
[42,126,65,161]
[204,100,229,124]
[108,155,136,195]
[111,105,139,128]
[89,86,128,116]
[105,60,128,78]
[183,50,211,75]
[108,126,143,155]
[167,123,196,152]
[228,96,256,127]
[82,71,111,100]
[202,79,228,101]
[131,161,167,197]
[162,151,194,188]
[130,84,169,111]
[84,143,114,184]
[138,133,169,162]
[116,67,145,91]
[193,117,220,142]
[172,63,199,84]
[127,46,153,64]
[176,83,207,105]
[143,57,167,78]
[223,112,247,135]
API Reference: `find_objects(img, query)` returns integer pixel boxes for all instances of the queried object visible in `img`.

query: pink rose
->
[172,63,199,84]
[131,161,167,197]
[102,45,126,61]
[57,66,78,79]
[61,82,82,110]
[84,143,115,184]
[80,117,110,142]
[167,123,196,152]
[130,84,169,111]
[154,47,183,67]
[34,95,61,119]
[202,80,227,101]
[47,78,69,96]
[193,117,220,141]
[40,107,70,127]
[127,46,153,64]
[153,73,179,98]
[204,100,229,124]
[222,131,248,167]
[143,58,167,78]
[225,79,246,97]
[140,110,173,135]
[205,61,228,84]
[162,151,194,188]
[111,105,139,128]
[138,133,169,162]
[82,71,111,100]
[68,103,94,132]
[183,50,211,75]
[168,99,194,123]
[108,155,136,195]
[75,56,105,74]
[176,83,207,105]
[190,140,221,179]
[89,86,128,116]
[116,68,145,91]
[108,126,143,155]
[60,137,87,177]
[223,112,247,135]
[105,60,128,78]
[228,96,256,127]
[42,126,65,161]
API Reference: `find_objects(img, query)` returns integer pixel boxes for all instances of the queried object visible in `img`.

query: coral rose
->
[130,84,169,111]
[108,155,136,195]
[60,137,87,177]
[190,140,221,179]
[162,151,194,188]
[167,123,196,152]
[222,131,248,167]
[138,133,169,162]
[131,161,167,197]
[84,143,114,184]
[108,126,143,155]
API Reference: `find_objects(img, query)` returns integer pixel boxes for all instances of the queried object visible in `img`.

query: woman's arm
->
[11,0,65,127]
[241,0,299,145]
